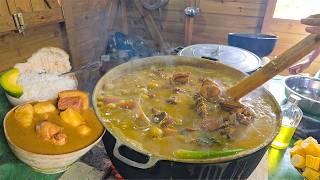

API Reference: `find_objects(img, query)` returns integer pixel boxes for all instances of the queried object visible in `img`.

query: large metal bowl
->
[284,75,320,115]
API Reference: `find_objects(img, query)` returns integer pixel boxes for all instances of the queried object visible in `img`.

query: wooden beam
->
[0,15,16,33]
[133,0,168,51]
[106,0,120,32]
[44,0,60,9]
[120,0,128,34]
[22,8,64,28]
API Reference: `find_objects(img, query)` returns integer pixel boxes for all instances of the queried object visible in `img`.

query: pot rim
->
[3,102,106,157]
[92,55,282,164]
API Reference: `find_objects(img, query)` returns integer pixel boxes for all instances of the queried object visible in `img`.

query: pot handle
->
[113,140,159,169]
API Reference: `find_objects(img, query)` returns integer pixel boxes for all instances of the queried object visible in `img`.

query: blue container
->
[228,33,278,57]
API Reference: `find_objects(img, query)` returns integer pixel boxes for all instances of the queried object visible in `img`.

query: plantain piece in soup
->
[14,104,34,128]
[60,108,85,127]
[33,101,56,114]
[36,121,67,146]
[58,90,89,111]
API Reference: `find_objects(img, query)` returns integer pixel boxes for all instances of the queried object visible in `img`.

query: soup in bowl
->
[4,90,105,174]
[93,56,281,179]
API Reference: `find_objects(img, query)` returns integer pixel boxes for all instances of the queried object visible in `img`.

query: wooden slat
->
[193,24,258,35]
[0,0,10,16]
[44,0,60,8]
[14,0,32,12]
[0,15,16,32]
[263,19,308,36]
[22,8,64,28]
[194,13,263,29]
[30,0,47,11]
[120,0,128,34]
[200,0,267,17]
[0,24,66,71]
[6,0,17,14]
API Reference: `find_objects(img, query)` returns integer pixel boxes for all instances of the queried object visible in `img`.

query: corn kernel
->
[306,155,320,171]
[302,167,320,180]
[291,154,305,169]
[149,126,163,138]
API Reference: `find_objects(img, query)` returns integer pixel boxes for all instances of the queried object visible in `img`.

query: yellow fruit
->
[33,101,56,114]
[304,137,318,144]
[60,108,85,127]
[290,146,305,157]
[302,167,320,180]
[14,104,34,128]
[294,139,303,146]
[291,154,305,169]
[302,141,320,157]
[306,155,320,171]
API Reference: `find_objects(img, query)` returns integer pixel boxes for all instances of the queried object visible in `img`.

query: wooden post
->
[184,0,194,45]
[120,0,128,34]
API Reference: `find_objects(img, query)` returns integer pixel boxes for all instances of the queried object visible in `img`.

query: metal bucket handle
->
[113,139,159,169]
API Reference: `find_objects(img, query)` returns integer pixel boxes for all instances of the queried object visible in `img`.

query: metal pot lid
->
[178,44,261,73]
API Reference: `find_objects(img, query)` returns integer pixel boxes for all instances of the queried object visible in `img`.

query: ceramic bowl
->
[3,104,105,174]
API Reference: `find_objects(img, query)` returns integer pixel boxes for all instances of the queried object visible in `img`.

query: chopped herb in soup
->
[96,65,277,159]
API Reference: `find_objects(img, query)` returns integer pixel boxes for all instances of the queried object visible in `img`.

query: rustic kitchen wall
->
[0,0,110,71]
[110,0,267,48]
[0,0,66,72]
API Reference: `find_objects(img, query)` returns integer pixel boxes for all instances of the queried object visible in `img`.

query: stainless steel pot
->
[284,75,320,115]
[92,56,281,179]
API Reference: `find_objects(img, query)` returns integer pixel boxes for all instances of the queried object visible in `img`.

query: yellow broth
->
[96,65,277,159]
[5,103,104,155]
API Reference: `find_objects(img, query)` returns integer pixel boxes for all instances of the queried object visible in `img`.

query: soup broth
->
[96,65,278,159]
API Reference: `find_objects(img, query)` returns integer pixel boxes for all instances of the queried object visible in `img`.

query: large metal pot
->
[92,56,281,179]
[284,75,320,115]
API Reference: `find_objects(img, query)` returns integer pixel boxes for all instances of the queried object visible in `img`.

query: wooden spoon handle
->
[226,34,320,100]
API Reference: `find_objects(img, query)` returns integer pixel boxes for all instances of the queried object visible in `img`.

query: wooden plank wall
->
[62,0,110,68]
[111,0,267,49]
[0,0,66,72]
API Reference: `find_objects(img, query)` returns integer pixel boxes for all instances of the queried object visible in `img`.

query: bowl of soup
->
[3,90,105,174]
[93,56,281,179]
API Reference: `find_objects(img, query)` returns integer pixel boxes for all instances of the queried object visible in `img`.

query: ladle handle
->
[226,34,320,100]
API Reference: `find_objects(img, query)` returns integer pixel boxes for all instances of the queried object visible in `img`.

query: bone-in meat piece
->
[194,93,208,118]
[36,121,67,145]
[172,73,190,84]
[200,79,221,99]
[201,118,221,131]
